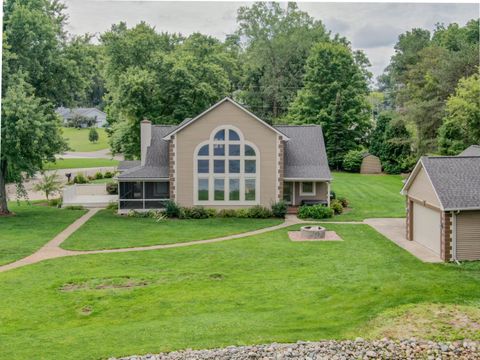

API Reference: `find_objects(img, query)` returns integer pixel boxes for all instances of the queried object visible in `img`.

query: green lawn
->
[0,203,86,266]
[330,172,405,220]
[0,224,478,359]
[62,127,109,152]
[62,210,283,250]
[44,158,119,170]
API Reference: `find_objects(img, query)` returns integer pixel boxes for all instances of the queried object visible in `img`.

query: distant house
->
[117,97,332,212]
[360,153,382,174]
[459,145,480,156]
[401,155,480,261]
[56,107,107,128]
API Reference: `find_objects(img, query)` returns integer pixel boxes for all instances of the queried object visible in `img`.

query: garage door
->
[456,211,480,261]
[413,203,441,255]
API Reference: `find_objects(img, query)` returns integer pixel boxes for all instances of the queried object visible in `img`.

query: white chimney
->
[140,119,152,166]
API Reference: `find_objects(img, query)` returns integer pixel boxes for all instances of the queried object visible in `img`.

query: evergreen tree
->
[89,127,99,143]
[369,112,393,157]
[379,119,412,174]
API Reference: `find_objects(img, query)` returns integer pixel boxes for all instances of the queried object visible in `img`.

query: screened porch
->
[119,181,170,210]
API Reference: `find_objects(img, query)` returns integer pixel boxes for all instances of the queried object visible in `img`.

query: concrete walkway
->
[364,218,442,263]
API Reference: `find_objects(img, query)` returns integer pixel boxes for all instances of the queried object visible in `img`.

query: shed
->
[401,156,480,261]
[360,154,382,174]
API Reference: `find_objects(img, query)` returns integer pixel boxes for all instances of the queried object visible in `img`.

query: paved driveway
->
[364,218,442,263]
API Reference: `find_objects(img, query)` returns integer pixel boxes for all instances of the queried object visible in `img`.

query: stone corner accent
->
[277,137,285,201]
[168,137,176,202]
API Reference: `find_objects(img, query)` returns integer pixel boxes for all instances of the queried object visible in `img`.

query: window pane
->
[214,144,225,156]
[198,178,209,201]
[229,130,240,141]
[120,182,143,199]
[302,182,313,193]
[229,144,240,156]
[229,160,240,173]
[245,160,256,173]
[214,178,225,200]
[145,182,169,199]
[245,179,256,201]
[214,160,225,173]
[214,129,225,141]
[198,144,209,156]
[229,179,240,200]
[198,159,209,173]
[245,145,256,156]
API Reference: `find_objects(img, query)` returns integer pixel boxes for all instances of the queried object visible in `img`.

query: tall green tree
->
[236,2,329,120]
[379,119,413,174]
[438,73,480,155]
[287,42,371,167]
[0,75,66,214]
[369,112,393,157]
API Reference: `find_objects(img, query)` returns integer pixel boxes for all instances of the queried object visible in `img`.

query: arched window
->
[194,126,259,204]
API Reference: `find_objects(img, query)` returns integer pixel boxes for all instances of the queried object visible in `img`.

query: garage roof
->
[403,156,480,211]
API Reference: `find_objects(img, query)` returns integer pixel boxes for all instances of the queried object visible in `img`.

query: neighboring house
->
[401,155,480,261]
[56,107,107,127]
[459,145,480,156]
[117,97,332,212]
[360,153,382,174]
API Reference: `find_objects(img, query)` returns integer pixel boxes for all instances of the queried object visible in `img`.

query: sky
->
[63,1,478,79]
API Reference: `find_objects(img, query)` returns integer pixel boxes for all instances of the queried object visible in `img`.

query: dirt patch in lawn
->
[363,303,480,341]
[61,277,150,292]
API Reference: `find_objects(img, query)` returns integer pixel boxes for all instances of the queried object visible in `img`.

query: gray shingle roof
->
[118,160,140,171]
[274,125,332,180]
[421,156,480,210]
[55,107,105,119]
[459,145,480,156]
[118,125,175,179]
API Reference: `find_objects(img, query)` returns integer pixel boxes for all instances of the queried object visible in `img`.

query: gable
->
[163,98,287,140]
[405,166,441,209]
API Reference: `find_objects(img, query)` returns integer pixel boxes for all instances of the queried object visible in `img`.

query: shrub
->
[342,149,364,172]
[330,199,343,215]
[106,201,118,210]
[206,208,217,218]
[236,208,249,218]
[64,205,84,210]
[218,209,237,218]
[164,200,180,218]
[271,200,287,218]
[330,190,336,200]
[179,206,209,219]
[247,205,272,218]
[337,197,349,208]
[95,172,103,180]
[73,173,87,184]
[49,198,62,208]
[106,182,118,195]
[104,171,114,178]
[89,127,99,143]
[297,204,333,219]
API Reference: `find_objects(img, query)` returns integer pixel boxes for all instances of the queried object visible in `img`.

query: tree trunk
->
[0,161,10,215]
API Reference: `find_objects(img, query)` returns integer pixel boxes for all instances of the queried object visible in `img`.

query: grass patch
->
[0,224,478,359]
[43,158,119,170]
[330,172,405,221]
[61,209,283,250]
[0,203,86,265]
[62,127,109,152]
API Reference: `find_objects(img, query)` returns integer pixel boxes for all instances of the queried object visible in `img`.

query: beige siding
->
[360,155,382,174]
[407,167,441,209]
[293,182,328,206]
[456,210,480,261]
[175,101,278,207]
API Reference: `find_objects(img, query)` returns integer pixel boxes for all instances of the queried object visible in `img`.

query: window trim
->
[193,125,260,205]
[300,181,316,196]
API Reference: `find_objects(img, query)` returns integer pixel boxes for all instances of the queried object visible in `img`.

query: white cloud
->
[62,1,478,78]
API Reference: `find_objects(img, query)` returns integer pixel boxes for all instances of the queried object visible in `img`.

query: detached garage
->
[401,155,480,262]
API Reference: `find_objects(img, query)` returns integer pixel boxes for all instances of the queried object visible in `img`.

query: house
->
[401,155,480,261]
[56,107,107,127]
[360,153,382,174]
[459,145,480,156]
[117,97,332,212]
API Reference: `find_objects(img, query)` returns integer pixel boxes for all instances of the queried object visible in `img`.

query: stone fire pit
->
[300,225,326,239]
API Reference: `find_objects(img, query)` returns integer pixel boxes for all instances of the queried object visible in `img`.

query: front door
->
[283,182,293,205]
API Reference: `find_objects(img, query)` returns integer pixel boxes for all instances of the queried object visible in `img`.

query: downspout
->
[451,211,460,265]
[327,181,331,206]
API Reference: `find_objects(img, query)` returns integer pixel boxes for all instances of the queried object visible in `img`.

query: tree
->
[236,2,329,120]
[369,112,393,157]
[342,149,365,173]
[379,119,413,174]
[438,73,480,155]
[0,75,66,214]
[287,42,371,167]
[89,127,99,143]
[34,172,62,200]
